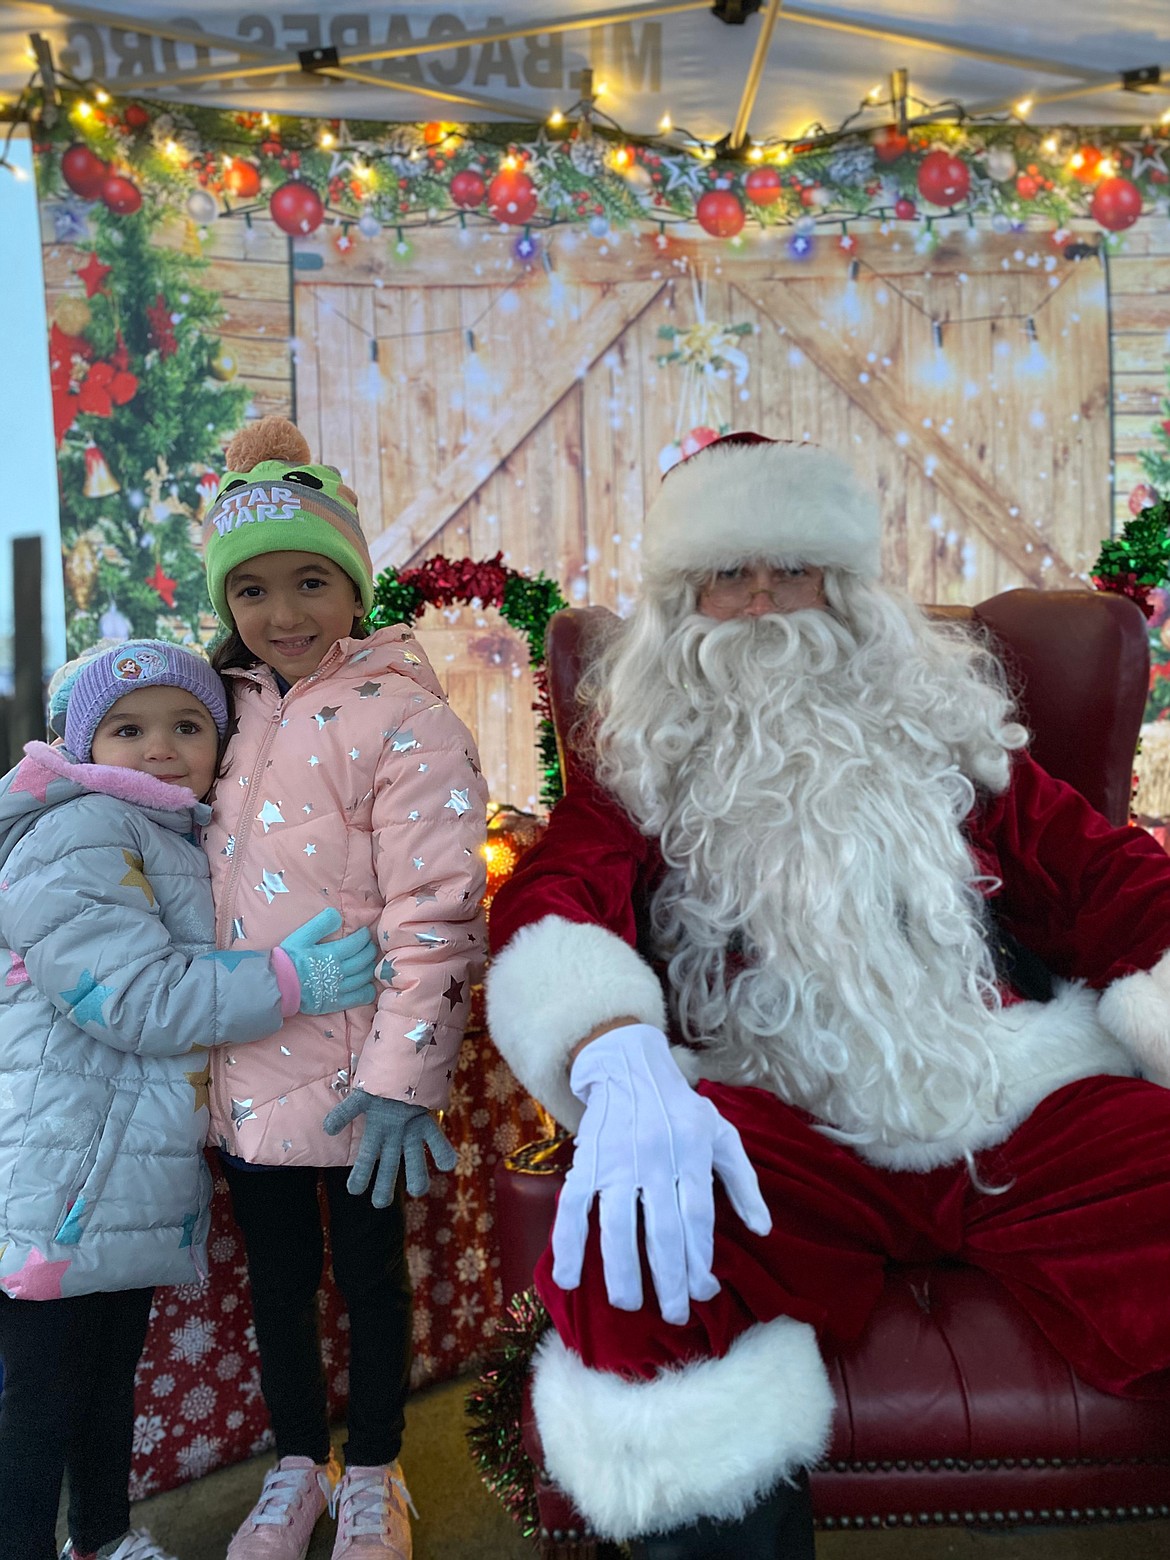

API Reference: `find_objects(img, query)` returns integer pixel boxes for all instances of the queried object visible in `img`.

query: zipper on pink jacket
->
[214,694,285,951]
[213,645,350,950]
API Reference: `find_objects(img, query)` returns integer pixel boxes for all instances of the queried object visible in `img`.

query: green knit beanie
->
[202,417,374,625]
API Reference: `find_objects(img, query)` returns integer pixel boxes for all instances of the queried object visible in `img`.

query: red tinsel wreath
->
[368,552,569,807]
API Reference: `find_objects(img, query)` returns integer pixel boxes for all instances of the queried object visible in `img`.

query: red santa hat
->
[641,433,882,587]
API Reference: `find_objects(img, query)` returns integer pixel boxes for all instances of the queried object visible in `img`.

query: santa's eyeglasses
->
[699,564,821,609]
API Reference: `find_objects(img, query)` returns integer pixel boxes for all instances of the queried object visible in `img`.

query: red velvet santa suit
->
[487,751,1170,1538]
[484,435,1170,1545]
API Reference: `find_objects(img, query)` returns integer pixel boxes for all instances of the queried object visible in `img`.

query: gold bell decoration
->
[63,533,99,611]
[83,441,120,498]
[209,345,239,382]
[54,295,92,337]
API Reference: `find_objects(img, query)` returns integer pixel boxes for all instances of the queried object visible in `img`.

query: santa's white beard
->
[597,604,1029,1158]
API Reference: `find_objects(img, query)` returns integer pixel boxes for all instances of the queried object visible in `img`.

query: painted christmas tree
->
[51,194,246,654]
[1140,364,1170,501]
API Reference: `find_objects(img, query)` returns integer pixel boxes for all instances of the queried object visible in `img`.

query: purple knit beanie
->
[61,640,229,761]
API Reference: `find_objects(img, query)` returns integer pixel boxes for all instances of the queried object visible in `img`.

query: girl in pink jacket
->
[200,417,487,1560]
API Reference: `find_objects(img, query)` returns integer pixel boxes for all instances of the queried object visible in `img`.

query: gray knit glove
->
[322,1088,458,1205]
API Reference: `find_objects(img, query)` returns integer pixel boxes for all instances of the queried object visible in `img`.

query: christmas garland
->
[31,88,1170,256]
[1091,498,1170,617]
[464,1286,550,1541]
[367,552,569,807]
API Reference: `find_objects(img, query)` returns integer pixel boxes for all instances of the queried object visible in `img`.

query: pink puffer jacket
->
[203,625,487,1166]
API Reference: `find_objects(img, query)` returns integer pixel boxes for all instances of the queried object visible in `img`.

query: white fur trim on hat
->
[531,1317,833,1541]
[641,439,881,585]
[1097,948,1170,1088]
[486,915,667,1130]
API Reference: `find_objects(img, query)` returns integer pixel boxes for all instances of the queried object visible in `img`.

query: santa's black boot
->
[628,1471,814,1559]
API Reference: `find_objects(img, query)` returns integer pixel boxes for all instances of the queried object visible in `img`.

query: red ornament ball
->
[122,103,150,131]
[1090,176,1142,232]
[872,125,910,163]
[269,181,325,236]
[917,150,971,207]
[101,174,142,215]
[225,159,261,198]
[894,196,917,220]
[61,143,108,200]
[486,167,538,225]
[744,165,783,206]
[450,169,487,209]
[696,188,745,238]
[1015,173,1041,199]
[1129,482,1161,516]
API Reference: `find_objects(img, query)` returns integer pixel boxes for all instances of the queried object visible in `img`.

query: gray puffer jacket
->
[0,741,286,1298]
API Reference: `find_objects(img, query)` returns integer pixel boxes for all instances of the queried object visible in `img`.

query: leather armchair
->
[490,590,1170,1556]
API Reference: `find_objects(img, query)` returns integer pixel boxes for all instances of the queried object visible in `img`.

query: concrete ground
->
[62,1375,1170,1559]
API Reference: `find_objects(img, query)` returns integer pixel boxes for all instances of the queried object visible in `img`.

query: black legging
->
[220,1160,412,1467]
[0,1285,155,1560]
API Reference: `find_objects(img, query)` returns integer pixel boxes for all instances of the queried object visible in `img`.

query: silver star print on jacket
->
[254,869,288,904]
[405,1019,436,1052]
[256,801,285,833]
[445,788,471,816]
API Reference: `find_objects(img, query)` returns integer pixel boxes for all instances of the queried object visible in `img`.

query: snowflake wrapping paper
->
[128,993,545,1498]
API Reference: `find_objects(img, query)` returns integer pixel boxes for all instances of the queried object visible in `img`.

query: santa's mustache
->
[679,606,855,680]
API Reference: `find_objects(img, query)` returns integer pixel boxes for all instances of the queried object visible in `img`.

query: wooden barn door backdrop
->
[291,226,1112,811]
[34,100,1170,1497]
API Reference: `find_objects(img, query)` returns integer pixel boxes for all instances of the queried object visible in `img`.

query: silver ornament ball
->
[187,189,219,224]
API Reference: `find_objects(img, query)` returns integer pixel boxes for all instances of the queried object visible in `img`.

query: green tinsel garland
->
[1091,499,1170,616]
[465,1287,551,1539]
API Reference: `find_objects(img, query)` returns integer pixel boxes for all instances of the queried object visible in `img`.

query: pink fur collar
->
[22,741,201,812]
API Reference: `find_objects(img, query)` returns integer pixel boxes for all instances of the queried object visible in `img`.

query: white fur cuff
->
[1097,948,1170,1088]
[487,916,667,1129]
[641,440,880,585]
[531,1317,834,1541]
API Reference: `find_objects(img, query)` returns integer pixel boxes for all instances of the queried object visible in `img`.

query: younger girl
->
[0,639,375,1560]
[200,418,487,1560]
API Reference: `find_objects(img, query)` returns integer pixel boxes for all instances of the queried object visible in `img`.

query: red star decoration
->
[145,293,178,358]
[145,561,178,609]
[77,251,111,297]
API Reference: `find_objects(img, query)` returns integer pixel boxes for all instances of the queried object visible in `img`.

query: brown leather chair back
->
[546,589,1150,827]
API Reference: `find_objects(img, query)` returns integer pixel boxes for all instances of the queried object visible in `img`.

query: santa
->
[486,436,1170,1559]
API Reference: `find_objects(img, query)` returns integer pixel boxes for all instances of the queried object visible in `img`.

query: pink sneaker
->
[226,1451,342,1560]
[330,1462,416,1558]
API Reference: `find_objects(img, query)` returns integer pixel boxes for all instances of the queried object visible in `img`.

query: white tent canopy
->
[1,0,1168,142]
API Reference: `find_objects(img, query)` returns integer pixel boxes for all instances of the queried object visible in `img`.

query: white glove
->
[551,1023,772,1326]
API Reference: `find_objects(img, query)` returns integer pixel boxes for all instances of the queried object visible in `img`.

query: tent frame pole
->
[11,0,1168,119]
[729,0,784,150]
